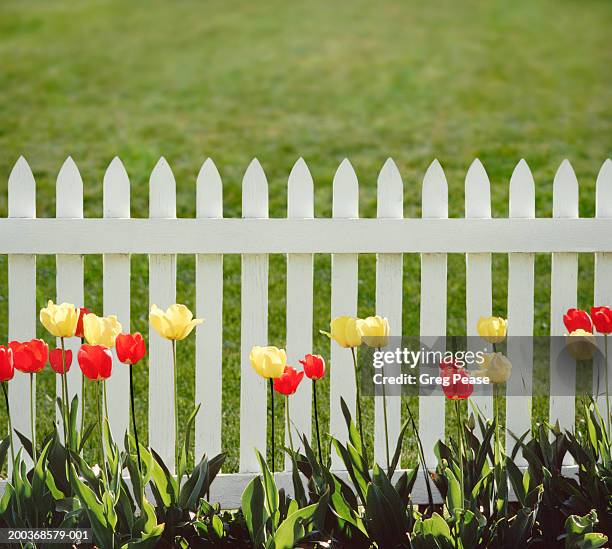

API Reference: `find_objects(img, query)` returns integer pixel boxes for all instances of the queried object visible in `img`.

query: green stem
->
[312,380,323,464]
[351,347,366,454]
[172,340,179,472]
[60,338,70,449]
[103,380,109,425]
[605,335,610,435]
[130,365,143,476]
[95,381,108,485]
[30,373,37,464]
[380,348,390,471]
[2,382,15,464]
[269,379,275,472]
[455,400,465,508]
[286,396,294,454]
[80,337,85,436]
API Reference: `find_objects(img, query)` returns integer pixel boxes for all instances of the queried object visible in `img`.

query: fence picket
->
[148,158,177,468]
[549,160,578,435]
[506,160,535,462]
[239,159,269,473]
[375,158,403,466]
[196,159,224,460]
[594,159,612,411]
[56,157,84,428]
[103,158,131,445]
[8,157,36,464]
[285,158,314,468]
[329,159,359,468]
[465,159,493,417]
[419,159,448,466]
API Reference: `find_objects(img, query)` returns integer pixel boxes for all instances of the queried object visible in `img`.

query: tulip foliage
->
[0,305,610,547]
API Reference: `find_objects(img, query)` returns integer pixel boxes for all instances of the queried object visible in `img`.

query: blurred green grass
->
[0,0,610,471]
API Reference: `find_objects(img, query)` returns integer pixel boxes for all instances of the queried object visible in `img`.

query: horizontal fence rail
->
[1,155,611,506]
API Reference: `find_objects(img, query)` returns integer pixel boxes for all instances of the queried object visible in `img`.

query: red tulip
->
[0,346,14,382]
[9,339,48,374]
[49,348,72,374]
[78,345,112,381]
[563,308,592,333]
[442,368,474,400]
[299,354,325,380]
[75,307,90,339]
[273,365,304,396]
[115,333,146,365]
[590,306,612,334]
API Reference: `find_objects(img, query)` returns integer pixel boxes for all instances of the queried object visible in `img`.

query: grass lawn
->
[0,0,611,471]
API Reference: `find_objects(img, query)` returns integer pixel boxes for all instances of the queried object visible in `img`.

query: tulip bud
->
[359,316,390,348]
[116,333,147,365]
[565,329,596,361]
[0,346,14,382]
[321,316,364,348]
[590,306,612,335]
[50,348,72,374]
[149,304,204,341]
[78,345,113,381]
[299,354,326,380]
[477,316,507,344]
[475,352,512,384]
[563,308,593,333]
[273,365,304,395]
[40,301,79,338]
[250,346,287,379]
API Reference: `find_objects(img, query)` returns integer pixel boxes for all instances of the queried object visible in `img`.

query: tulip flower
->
[40,301,79,338]
[565,329,596,362]
[75,307,90,339]
[116,333,147,473]
[590,306,612,432]
[477,316,507,345]
[359,316,390,348]
[563,308,592,334]
[83,313,122,348]
[250,345,287,471]
[149,304,203,471]
[273,366,304,453]
[321,316,364,348]
[250,346,287,379]
[78,344,112,473]
[50,348,72,374]
[149,304,204,341]
[9,338,48,462]
[475,352,512,384]
[0,346,15,465]
[299,354,325,462]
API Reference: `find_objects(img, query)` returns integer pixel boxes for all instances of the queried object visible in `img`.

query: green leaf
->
[266,502,320,549]
[242,475,269,547]
[255,448,279,519]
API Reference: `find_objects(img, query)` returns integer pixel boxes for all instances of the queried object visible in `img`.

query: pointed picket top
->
[288,157,314,218]
[422,159,448,219]
[465,158,491,218]
[377,158,403,218]
[8,156,35,217]
[596,159,612,218]
[333,158,358,218]
[103,157,130,218]
[197,158,223,218]
[553,159,578,218]
[149,157,176,218]
[242,158,268,218]
[509,159,535,218]
[56,157,83,218]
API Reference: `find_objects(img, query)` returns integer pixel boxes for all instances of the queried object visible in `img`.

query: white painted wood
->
[465,159,493,417]
[3,218,612,255]
[239,159,269,473]
[549,160,579,434]
[285,158,314,468]
[594,159,612,410]
[195,159,224,461]
[329,159,359,469]
[506,160,535,462]
[148,158,177,468]
[103,157,131,445]
[56,157,84,428]
[419,159,448,466]
[374,158,403,466]
[7,157,36,465]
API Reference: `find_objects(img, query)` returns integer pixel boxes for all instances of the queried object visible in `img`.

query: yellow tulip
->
[475,352,512,384]
[249,346,286,379]
[149,304,204,341]
[321,316,364,348]
[40,300,79,338]
[477,316,507,344]
[359,316,390,348]
[565,329,596,361]
[83,313,122,348]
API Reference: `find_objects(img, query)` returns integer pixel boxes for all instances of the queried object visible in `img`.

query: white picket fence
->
[2,155,612,507]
